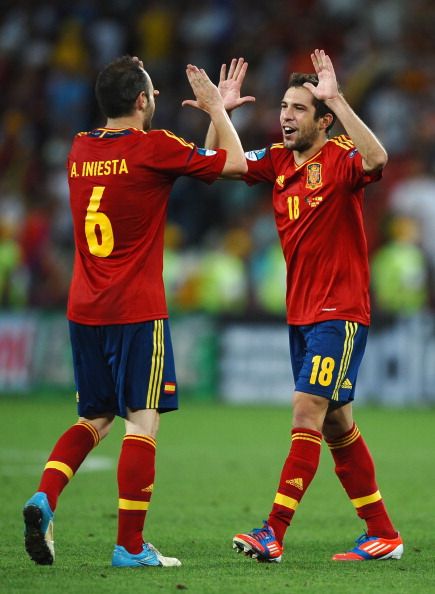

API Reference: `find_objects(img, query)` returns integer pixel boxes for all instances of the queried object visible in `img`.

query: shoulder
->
[150,129,194,148]
[327,135,356,153]
[245,143,288,163]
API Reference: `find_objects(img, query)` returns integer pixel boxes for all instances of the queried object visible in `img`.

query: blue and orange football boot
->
[333,532,404,561]
[233,521,283,562]
[23,492,55,565]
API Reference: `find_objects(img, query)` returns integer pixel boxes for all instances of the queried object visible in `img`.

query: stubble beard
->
[283,126,319,153]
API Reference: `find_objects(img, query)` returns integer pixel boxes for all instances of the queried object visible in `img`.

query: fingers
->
[239,95,256,105]
[220,58,247,81]
[311,49,334,74]
[227,58,237,79]
[220,63,227,83]
[181,99,199,109]
[132,56,144,69]
[186,64,211,84]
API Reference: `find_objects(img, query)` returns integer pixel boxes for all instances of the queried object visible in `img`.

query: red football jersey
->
[67,127,226,324]
[244,135,382,325]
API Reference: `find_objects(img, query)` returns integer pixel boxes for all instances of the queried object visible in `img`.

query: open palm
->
[303,49,340,101]
[218,58,256,111]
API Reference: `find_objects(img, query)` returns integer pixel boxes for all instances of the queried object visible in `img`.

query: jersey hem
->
[67,312,169,325]
[286,314,370,326]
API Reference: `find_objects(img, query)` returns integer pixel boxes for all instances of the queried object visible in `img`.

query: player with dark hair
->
[205,49,403,562]
[23,55,247,568]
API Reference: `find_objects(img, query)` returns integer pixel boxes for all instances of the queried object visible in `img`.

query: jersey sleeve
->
[329,135,382,190]
[242,146,278,186]
[148,129,226,184]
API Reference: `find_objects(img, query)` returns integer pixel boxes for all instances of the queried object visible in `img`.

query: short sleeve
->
[243,147,278,186]
[148,129,226,184]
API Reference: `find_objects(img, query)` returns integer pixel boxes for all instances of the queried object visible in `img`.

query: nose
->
[282,107,294,121]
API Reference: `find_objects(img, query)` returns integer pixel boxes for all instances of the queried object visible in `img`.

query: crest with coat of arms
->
[305,162,322,190]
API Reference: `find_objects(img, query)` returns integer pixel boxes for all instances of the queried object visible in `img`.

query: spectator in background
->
[0,208,27,308]
[1,1,435,319]
[371,214,429,322]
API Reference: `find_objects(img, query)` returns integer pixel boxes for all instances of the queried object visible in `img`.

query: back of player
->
[67,127,225,325]
[23,55,246,569]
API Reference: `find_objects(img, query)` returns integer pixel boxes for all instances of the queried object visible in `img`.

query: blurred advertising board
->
[2,313,435,404]
[219,314,435,405]
[0,313,217,399]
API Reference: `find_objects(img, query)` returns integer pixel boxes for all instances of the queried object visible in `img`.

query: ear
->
[136,91,147,111]
[320,113,334,131]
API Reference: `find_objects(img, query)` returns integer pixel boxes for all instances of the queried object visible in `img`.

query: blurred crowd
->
[1,0,435,321]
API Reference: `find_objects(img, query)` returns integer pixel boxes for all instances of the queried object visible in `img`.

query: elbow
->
[237,158,248,176]
[223,157,248,177]
[376,147,388,169]
[364,147,388,173]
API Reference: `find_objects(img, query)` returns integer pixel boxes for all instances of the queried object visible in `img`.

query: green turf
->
[1,396,434,594]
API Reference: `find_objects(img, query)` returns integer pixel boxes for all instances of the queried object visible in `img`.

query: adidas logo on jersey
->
[285,477,304,490]
[341,378,353,389]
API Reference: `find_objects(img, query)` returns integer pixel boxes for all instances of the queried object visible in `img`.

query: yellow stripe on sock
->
[123,434,156,449]
[75,421,100,446]
[118,498,150,511]
[292,432,322,445]
[274,492,299,511]
[351,490,382,509]
[327,425,361,450]
[44,460,74,480]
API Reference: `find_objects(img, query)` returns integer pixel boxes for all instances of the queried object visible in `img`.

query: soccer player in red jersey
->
[206,49,403,562]
[23,55,247,568]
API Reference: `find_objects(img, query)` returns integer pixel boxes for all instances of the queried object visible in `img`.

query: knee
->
[292,392,328,432]
[80,415,114,441]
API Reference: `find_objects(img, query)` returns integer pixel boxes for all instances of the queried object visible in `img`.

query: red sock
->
[268,428,322,545]
[38,421,100,511]
[326,423,397,538]
[117,434,156,554]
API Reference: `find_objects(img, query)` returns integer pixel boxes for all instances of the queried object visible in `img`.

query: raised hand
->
[217,58,256,112]
[303,49,340,102]
[182,64,224,113]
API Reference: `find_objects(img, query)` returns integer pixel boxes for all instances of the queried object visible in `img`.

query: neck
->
[293,137,327,166]
[105,114,144,130]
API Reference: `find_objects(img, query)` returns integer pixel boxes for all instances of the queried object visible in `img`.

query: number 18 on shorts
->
[289,320,368,403]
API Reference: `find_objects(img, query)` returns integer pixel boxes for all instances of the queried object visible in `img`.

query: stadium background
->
[1,0,435,405]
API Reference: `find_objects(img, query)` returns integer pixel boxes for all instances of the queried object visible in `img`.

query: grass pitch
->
[1,395,434,594]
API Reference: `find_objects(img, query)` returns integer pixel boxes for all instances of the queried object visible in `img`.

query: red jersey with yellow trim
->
[244,135,382,325]
[67,127,226,324]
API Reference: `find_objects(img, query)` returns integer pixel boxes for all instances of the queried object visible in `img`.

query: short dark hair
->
[288,72,337,132]
[95,56,151,119]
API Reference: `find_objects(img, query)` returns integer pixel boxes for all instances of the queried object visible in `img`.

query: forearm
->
[326,94,387,172]
[209,108,247,176]
[205,122,218,149]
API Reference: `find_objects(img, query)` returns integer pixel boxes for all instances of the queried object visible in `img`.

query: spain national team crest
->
[305,163,322,190]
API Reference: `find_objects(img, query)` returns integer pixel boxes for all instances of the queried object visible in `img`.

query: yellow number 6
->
[85,186,114,257]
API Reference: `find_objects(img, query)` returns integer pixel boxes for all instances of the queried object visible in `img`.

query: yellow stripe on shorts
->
[332,322,357,401]
[146,320,164,409]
